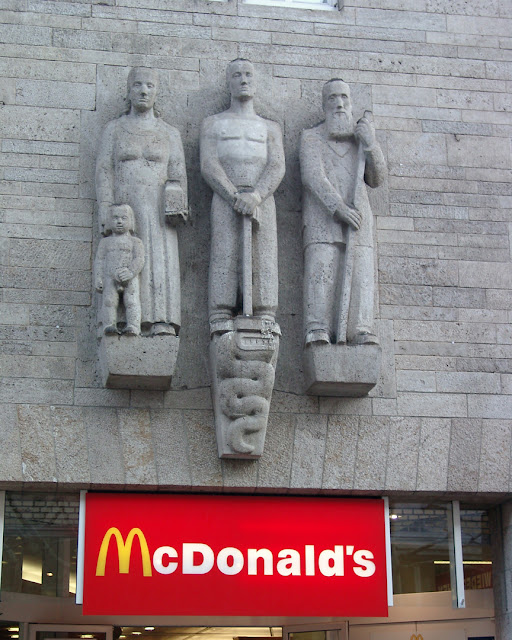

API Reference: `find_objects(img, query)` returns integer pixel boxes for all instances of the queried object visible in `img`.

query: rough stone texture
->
[95,66,188,345]
[210,319,279,458]
[0,0,510,505]
[99,334,179,389]
[290,414,328,490]
[94,205,145,337]
[200,59,285,458]
[51,406,90,486]
[117,408,157,486]
[322,415,359,490]
[448,418,483,492]
[151,409,192,487]
[303,343,382,396]
[84,407,125,487]
[300,80,386,359]
[0,404,22,486]
[256,411,294,490]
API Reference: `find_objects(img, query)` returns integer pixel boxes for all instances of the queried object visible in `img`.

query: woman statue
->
[95,67,188,336]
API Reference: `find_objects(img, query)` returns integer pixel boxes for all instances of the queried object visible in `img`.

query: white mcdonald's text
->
[152,543,376,577]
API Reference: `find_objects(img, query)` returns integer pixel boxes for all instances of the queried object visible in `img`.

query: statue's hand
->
[95,279,104,293]
[335,205,362,230]
[355,116,376,150]
[116,267,133,283]
[233,190,262,218]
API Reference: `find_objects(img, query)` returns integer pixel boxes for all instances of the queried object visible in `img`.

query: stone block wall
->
[0,0,511,497]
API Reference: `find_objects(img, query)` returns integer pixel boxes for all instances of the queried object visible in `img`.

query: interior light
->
[47,572,54,577]
[22,557,43,584]
[81,635,95,638]
[12,635,19,639]
[390,514,398,519]
[133,633,142,636]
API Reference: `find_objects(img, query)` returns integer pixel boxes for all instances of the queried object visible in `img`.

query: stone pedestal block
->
[99,335,179,390]
[210,317,280,459]
[304,343,381,397]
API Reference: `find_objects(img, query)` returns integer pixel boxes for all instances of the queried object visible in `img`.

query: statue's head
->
[107,204,135,235]
[322,78,354,138]
[126,67,159,115]
[226,58,255,101]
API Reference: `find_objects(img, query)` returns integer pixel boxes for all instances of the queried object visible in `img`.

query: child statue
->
[94,204,145,336]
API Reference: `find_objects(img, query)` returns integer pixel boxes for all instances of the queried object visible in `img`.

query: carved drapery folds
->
[300,79,386,396]
[94,67,188,389]
[92,65,386,450]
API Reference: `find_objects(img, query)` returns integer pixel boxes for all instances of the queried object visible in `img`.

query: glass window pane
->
[461,508,493,591]
[390,503,451,595]
[1,492,79,597]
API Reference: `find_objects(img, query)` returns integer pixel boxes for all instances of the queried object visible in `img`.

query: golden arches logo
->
[96,527,152,577]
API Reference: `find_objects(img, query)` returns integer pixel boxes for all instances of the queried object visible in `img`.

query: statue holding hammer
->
[300,78,386,348]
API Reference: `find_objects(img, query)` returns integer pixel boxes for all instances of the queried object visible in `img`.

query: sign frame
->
[81,493,389,618]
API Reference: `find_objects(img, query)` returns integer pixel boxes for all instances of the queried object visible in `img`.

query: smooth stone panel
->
[99,334,179,390]
[304,343,382,396]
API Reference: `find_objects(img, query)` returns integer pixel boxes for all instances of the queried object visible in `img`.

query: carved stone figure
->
[300,79,386,396]
[94,204,144,336]
[96,67,188,337]
[95,67,187,390]
[200,59,285,458]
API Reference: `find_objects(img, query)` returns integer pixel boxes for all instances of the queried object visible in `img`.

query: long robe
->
[96,115,187,330]
[300,122,386,341]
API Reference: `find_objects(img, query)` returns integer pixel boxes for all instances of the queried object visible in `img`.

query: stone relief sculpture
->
[95,67,188,389]
[94,204,144,336]
[200,59,285,458]
[300,79,386,396]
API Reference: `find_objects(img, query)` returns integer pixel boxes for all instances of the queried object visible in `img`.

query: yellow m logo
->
[96,527,152,577]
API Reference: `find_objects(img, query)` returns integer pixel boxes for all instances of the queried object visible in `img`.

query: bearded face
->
[326,109,354,139]
[323,80,354,139]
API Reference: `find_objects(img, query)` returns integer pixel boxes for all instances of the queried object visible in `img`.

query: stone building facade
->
[0,0,511,637]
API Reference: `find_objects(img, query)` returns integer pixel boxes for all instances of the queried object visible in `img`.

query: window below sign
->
[461,509,493,591]
[1,492,79,598]
[390,502,452,595]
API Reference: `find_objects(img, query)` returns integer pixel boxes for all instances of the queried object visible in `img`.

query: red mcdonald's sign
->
[83,493,388,617]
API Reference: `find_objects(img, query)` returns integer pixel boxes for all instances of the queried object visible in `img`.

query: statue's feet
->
[352,331,379,345]
[104,324,119,335]
[123,324,140,336]
[305,329,331,347]
[151,322,176,336]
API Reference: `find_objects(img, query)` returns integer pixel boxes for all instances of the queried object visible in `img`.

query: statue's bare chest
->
[214,118,268,163]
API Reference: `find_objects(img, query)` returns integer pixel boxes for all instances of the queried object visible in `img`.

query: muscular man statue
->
[200,59,285,334]
[300,78,386,347]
